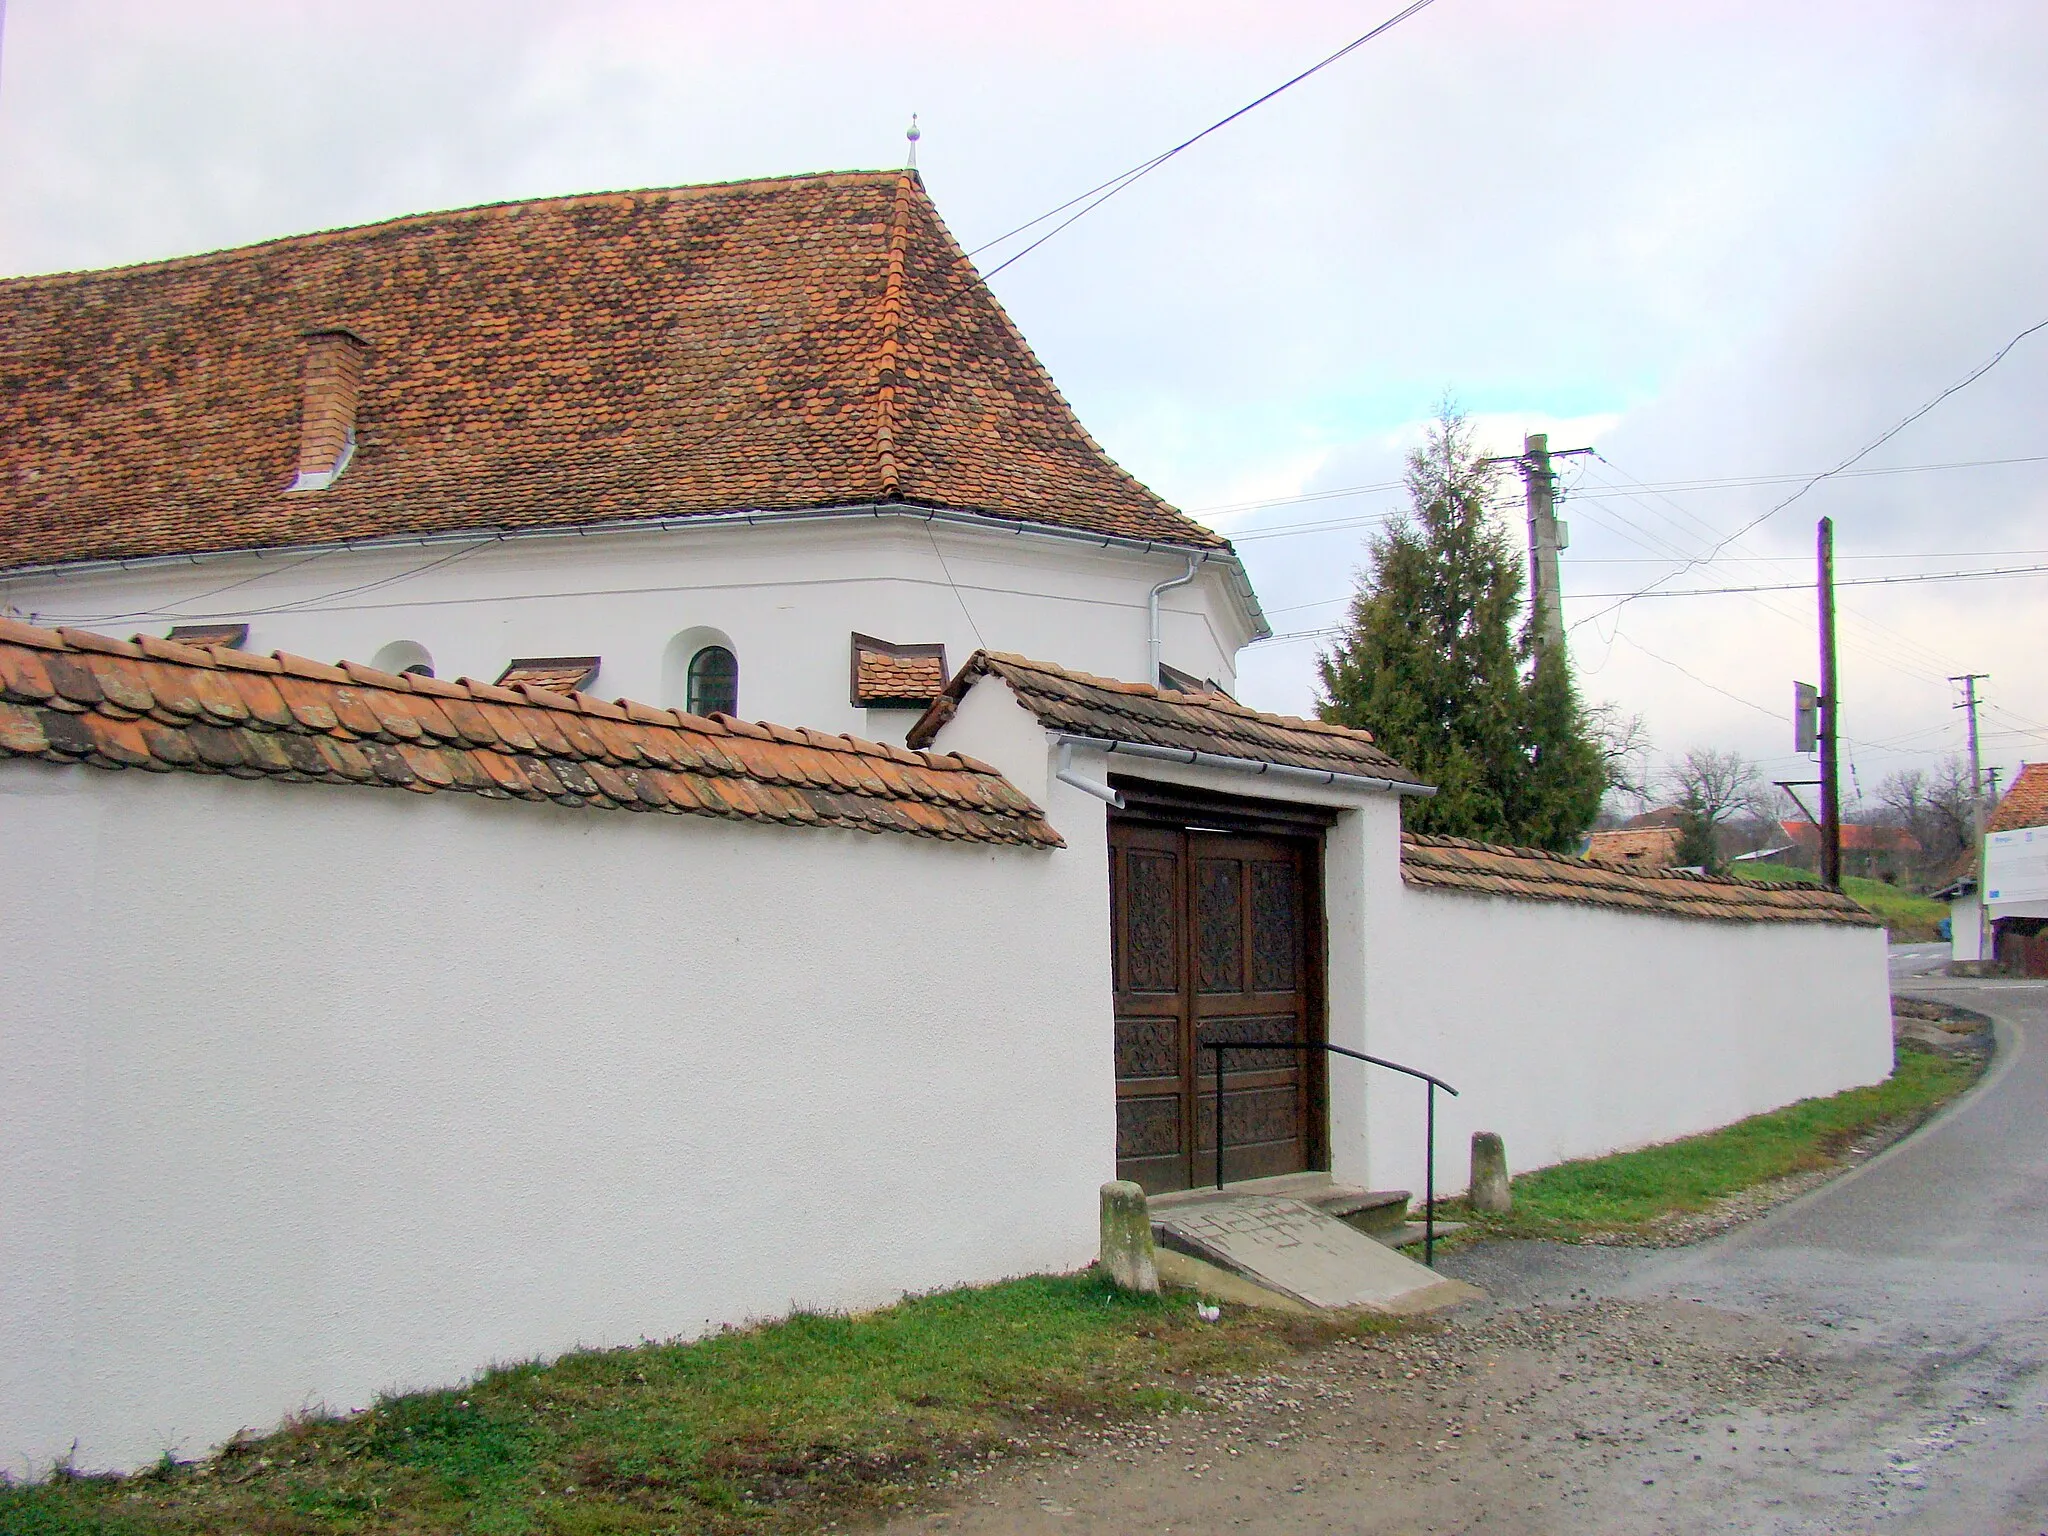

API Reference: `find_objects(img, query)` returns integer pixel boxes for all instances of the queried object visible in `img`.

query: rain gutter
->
[1055,733,1436,799]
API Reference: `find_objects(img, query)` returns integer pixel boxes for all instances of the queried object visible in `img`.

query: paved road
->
[1888,941,1951,981]
[891,975,2048,1535]
[1455,971,2048,1532]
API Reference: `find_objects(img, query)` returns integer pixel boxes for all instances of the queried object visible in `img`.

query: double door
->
[1109,819,1322,1193]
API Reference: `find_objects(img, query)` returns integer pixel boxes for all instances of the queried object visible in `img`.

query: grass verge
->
[1449,1040,1984,1243]
[1728,865,1947,942]
[0,1270,1381,1536]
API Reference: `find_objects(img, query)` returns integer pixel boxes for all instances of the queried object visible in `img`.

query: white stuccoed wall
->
[935,685,1895,1213]
[0,517,1253,743]
[0,760,1112,1476]
[1356,866,1896,1201]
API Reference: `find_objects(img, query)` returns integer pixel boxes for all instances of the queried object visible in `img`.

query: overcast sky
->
[3,0,2043,806]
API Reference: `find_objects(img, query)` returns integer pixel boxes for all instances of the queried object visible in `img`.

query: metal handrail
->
[1197,1039,1459,1267]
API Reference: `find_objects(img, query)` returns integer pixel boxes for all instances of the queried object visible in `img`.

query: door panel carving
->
[1111,819,1322,1192]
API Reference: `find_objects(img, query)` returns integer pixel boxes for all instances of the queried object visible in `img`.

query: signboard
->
[1986,824,2048,912]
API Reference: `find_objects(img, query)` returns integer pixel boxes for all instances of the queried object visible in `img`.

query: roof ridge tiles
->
[915,650,1416,784]
[0,618,1061,851]
[1398,831,1874,927]
[0,170,910,290]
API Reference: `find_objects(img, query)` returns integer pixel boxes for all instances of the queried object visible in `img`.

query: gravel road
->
[876,973,2048,1535]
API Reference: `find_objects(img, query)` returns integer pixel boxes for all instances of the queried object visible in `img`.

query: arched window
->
[686,645,738,717]
[371,640,434,679]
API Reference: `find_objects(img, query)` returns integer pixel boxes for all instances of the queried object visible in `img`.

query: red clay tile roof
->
[1988,762,2048,834]
[851,634,948,707]
[0,171,1224,572]
[1583,827,1681,866]
[1780,820,1922,854]
[909,651,1421,783]
[0,616,1060,848]
[1401,834,1878,925]
[164,623,250,650]
[495,657,600,695]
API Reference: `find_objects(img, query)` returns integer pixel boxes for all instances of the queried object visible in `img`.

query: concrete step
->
[1151,1193,1480,1316]
[1375,1220,1467,1250]
[1312,1188,1413,1234]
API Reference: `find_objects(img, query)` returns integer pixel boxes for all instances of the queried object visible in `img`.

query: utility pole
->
[1523,434,1565,659]
[1951,673,1988,815]
[1818,517,1842,889]
[1483,435,1591,661]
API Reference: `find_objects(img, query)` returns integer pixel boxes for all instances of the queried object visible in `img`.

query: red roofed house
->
[1779,819,1922,881]
[1984,763,2048,976]
[0,173,1893,1474]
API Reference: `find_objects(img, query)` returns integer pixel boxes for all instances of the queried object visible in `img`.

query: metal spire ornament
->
[905,114,920,170]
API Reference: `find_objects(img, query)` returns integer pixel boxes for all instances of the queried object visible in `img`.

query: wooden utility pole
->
[1818,517,1842,889]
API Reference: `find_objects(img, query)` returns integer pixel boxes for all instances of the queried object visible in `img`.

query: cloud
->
[2,0,2042,783]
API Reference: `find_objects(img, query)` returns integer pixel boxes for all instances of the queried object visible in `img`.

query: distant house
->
[1780,820,1921,880]
[1984,763,2048,976]
[1932,848,1981,964]
[1585,826,1681,867]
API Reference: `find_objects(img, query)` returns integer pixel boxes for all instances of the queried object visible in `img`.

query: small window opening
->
[687,646,739,717]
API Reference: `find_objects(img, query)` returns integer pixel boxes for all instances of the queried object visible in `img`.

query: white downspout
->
[1056,740,1125,809]
[1147,555,1200,688]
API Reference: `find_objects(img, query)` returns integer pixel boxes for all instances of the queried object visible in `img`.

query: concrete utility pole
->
[1485,435,1591,660]
[1522,434,1565,658]
[1952,673,1988,816]
[1818,518,1842,889]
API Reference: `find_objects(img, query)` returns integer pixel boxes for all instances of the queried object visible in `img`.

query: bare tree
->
[1663,748,1767,873]
[1877,755,1975,870]
[1588,701,1652,806]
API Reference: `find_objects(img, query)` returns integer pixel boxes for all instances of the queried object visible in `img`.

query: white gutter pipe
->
[1055,739,1126,809]
[1056,732,1436,799]
[1146,555,1201,687]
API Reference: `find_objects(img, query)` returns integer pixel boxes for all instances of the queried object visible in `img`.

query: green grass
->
[1728,864,1948,941]
[0,1270,1371,1536]
[1454,1042,1982,1241]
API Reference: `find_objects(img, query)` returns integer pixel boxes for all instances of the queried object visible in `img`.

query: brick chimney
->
[286,330,367,492]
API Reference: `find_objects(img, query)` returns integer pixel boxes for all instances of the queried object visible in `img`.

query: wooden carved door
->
[1110,819,1320,1193]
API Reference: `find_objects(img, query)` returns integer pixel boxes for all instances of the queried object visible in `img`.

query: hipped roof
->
[1988,763,2048,835]
[0,171,1225,571]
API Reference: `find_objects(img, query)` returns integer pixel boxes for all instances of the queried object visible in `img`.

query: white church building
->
[0,170,1890,1474]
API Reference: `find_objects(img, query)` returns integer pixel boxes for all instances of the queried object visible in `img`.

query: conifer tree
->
[1316,408,1605,849]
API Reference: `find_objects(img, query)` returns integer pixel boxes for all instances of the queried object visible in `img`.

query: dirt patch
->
[872,1298,1856,1535]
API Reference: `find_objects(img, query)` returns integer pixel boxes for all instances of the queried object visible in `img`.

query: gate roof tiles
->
[910,652,1421,783]
[1401,834,1878,925]
[0,172,1223,572]
[0,616,1060,848]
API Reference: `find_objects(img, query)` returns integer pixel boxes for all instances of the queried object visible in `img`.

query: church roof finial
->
[905,114,920,170]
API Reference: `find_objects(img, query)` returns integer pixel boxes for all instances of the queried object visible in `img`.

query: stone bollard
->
[1470,1131,1512,1214]
[1099,1181,1161,1294]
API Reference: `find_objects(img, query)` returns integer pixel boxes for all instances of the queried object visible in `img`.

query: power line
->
[1563,561,2048,600]
[1248,561,2048,640]
[1189,450,2048,520]
[1569,316,2048,632]
[969,0,1444,281]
